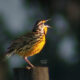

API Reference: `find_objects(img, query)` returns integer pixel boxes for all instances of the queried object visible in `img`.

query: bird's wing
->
[7,32,40,53]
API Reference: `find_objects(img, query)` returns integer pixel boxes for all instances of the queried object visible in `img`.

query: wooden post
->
[14,66,49,80]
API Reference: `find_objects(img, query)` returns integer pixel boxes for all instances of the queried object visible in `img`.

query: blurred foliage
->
[0,0,80,80]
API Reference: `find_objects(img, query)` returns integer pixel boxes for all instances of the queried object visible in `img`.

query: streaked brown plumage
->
[6,19,50,67]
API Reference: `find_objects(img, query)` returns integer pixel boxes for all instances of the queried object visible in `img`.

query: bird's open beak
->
[45,19,52,28]
[43,19,52,28]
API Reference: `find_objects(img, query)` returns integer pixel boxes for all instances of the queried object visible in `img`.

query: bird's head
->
[32,19,50,34]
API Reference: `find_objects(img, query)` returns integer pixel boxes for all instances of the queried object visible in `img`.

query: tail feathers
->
[0,51,14,62]
[6,52,14,59]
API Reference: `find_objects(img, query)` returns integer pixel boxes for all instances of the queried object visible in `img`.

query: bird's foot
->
[24,57,35,69]
[26,65,35,70]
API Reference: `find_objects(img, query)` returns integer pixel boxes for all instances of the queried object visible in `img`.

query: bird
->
[6,19,50,68]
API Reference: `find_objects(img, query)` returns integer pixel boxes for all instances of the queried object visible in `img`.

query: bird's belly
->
[18,36,46,57]
[25,38,45,56]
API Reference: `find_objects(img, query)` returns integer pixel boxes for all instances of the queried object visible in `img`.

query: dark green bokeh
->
[0,0,80,80]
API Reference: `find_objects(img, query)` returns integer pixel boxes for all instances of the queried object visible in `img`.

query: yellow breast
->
[25,35,46,56]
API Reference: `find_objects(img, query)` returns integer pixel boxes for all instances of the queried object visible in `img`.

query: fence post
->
[14,66,49,80]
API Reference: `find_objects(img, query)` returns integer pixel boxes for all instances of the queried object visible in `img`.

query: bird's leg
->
[24,57,34,68]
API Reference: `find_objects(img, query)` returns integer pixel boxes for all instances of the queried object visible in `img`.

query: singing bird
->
[6,19,50,68]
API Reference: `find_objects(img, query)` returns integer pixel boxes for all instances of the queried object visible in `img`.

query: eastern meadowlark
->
[6,19,50,68]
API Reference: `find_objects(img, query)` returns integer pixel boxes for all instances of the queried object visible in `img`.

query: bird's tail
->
[0,51,14,62]
[6,52,14,59]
